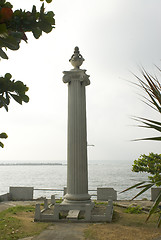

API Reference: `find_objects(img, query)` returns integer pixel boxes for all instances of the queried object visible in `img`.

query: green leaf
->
[40,3,45,14]
[0,0,5,5]
[10,32,23,40]
[0,23,8,36]
[140,121,161,132]
[39,21,52,33]
[3,104,8,112]
[32,5,37,15]
[131,183,154,200]
[45,13,55,25]
[138,117,161,127]
[2,36,20,50]
[137,183,154,189]
[133,117,161,132]
[146,191,161,222]
[157,214,161,227]
[46,0,52,3]
[4,2,13,8]
[0,95,7,104]
[0,48,8,59]
[21,95,29,103]
[0,141,4,148]
[32,28,42,39]
[120,181,146,193]
[10,94,22,105]
[5,92,10,105]
[0,132,8,139]
[133,136,161,141]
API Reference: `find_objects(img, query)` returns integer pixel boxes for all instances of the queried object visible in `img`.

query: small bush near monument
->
[125,205,142,214]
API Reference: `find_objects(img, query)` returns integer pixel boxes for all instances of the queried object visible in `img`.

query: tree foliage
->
[132,153,161,185]
[0,1,55,59]
[0,0,55,147]
[40,0,53,3]
[0,73,29,111]
[0,132,7,148]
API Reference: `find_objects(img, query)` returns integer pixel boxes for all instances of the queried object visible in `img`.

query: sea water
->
[0,161,150,200]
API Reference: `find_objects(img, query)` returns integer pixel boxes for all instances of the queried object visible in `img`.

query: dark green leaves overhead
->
[0,73,29,111]
[0,132,8,148]
[10,3,55,38]
[0,132,8,138]
[1,36,20,50]
[0,0,54,149]
[0,23,7,36]
[0,48,8,59]
[0,2,55,59]
[40,0,53,3]
[32,27,42,39]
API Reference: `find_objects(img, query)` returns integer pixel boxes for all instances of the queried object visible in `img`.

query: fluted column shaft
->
[63,69,91,202]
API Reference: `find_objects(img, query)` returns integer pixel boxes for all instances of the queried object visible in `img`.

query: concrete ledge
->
[151,188,161,201]
[0,193,10,202]
[97,188,117,201]
[9,187,33,201]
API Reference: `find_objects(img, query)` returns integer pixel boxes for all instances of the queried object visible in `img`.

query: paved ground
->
[19,223,88,240]
[32,223,88,240]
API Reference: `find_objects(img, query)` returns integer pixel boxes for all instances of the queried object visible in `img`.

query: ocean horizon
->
[0,160,150,200]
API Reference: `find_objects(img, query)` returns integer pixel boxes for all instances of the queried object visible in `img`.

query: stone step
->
[67,210,80,219]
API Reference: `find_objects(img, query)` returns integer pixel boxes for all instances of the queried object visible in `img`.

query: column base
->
[62,193,91,206]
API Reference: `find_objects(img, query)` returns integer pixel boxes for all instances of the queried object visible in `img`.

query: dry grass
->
[84,206,161,240]
[15,211,49,236]
[0,205,49,240]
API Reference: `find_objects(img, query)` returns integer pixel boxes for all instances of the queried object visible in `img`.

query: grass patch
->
[84,206,161,240]
[125,205,142,214]
[56,197,63,204]
[0,205,49,240]
[93,201,108,205]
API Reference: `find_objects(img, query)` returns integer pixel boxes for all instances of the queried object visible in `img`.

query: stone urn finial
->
[69,46,85,69]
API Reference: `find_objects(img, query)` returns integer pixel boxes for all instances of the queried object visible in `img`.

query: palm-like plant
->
[132,67,161,141]
[122,67,161,227]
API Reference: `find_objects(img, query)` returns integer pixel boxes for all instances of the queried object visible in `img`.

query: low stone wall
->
[9,187,33,201]
[97,188,117,201]
[151,188,161,201]
[0,193,10,202]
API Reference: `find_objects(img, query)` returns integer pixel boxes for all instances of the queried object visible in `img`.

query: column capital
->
[62,69,90,86]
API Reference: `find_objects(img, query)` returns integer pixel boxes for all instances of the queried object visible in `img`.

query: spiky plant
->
[122,67,161,227]
[132,67,161,141]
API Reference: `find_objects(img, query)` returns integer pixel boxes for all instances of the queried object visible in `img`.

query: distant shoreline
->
[0,163,63,166]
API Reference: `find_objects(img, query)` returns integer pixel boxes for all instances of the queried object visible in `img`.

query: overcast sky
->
[0,0,161,163]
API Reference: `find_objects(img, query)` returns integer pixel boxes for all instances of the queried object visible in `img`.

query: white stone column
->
[62,47,91,204]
